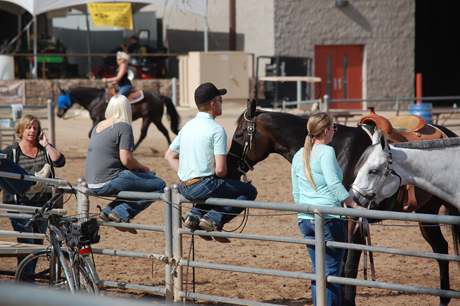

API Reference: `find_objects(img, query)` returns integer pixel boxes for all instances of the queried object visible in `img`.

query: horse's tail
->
[162,95,180,134]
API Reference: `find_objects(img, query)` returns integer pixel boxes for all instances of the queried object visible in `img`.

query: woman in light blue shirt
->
[291,112,364,306]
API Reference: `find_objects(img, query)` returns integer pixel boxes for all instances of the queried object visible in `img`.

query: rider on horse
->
[102,51,132,98]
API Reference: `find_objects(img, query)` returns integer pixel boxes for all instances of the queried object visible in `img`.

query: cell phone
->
[38,130,43,138]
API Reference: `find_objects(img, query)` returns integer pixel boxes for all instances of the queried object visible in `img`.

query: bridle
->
[350,146,402,282]
[350,148,402,205]
[228,110,255,183]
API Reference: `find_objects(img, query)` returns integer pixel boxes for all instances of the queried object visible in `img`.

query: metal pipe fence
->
[282,95,460,135]
[168,184,460,305]
[10,53,183,80]
[2,178,460,305]
[283,95,460,116]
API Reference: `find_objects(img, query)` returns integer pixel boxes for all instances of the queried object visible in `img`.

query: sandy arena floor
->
[1,101,460,305]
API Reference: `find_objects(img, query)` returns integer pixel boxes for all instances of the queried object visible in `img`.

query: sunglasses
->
[333,124,338,132]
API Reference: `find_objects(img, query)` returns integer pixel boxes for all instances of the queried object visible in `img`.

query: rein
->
[350,144,402,282]
[227,110,255,183]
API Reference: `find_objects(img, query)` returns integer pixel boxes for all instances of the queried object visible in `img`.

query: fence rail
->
[280,95,460,135]
[2,178,460,305]
[10,53,183,80]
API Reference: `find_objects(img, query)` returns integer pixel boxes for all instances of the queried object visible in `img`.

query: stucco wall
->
[142,0,274,64]
[274,0,415,100]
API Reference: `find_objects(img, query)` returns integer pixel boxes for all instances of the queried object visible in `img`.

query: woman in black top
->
[102,51,132,97]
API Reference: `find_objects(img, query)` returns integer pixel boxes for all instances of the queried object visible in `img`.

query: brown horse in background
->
[57,86,180,150]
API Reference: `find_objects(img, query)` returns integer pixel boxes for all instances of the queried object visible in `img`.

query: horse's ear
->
[247,99,256,117]
[380,130,388,150]
[372,128,388,150]
[57,83,66,95]
[371,129,381,145]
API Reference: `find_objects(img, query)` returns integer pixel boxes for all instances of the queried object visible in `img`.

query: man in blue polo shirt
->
[165,82,257,243]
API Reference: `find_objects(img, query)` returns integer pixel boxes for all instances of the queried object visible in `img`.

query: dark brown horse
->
[226,99,460,306]
[56,86,180,150]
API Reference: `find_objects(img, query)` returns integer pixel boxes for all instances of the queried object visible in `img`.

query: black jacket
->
[2,142,66,204]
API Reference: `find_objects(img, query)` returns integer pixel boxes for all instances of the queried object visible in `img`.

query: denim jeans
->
[10,202,48,274]
[298,218,347,306]
[90,170,165,222]
[179,176,257,228]
[118,85,132,97]
[0,151,34,196]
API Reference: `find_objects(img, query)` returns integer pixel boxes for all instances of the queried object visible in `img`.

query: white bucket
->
[0,55,15,80]
[1,119,11,128]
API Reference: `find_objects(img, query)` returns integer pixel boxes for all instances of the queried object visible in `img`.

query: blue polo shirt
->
[169,112,227,181]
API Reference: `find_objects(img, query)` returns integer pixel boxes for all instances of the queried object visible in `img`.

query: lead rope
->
[361,216,376,281]
[353,199,376,282]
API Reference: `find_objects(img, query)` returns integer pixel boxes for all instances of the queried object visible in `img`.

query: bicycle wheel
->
[15,250,98,294]
[74,254,100,294]
[15,250,66,288]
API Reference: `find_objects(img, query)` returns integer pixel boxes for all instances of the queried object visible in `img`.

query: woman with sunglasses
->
[291,112,364,306]
[102,51,132,98]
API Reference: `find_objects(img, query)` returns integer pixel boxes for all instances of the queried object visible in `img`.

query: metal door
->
[315,45,363,109]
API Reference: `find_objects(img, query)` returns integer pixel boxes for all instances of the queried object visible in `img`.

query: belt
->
[180,177,204,187]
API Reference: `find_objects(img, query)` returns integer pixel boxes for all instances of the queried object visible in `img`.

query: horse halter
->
[57,93,72,109]
[351,149,402,205]
[228,110,255,183]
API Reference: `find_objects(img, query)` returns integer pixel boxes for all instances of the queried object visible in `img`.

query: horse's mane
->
[392,137,460,149]
[236,108,309,124]
[69,87,104,94]
[67,87,106,105]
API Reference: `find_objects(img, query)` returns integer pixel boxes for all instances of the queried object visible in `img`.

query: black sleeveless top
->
[118,70,131,87]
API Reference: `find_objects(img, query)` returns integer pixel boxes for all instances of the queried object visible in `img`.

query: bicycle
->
[14,193,101,294]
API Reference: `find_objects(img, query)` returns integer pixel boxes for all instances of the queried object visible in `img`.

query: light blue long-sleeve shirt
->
[291,145,349,219]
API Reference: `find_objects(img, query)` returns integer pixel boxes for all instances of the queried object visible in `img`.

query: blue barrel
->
[409,102,433,124]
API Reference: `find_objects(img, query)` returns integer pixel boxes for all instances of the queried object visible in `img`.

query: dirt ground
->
[1,102,460,306]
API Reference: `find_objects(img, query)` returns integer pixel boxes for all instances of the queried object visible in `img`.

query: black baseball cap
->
[194,82,227,105]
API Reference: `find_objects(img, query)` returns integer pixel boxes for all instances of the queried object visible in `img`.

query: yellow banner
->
[88,3,133,30]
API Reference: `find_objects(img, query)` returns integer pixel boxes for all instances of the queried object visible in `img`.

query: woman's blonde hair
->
[303,112,334,190]
[15,114,42,140]
[105,95,133,125]
[116,51,130,64]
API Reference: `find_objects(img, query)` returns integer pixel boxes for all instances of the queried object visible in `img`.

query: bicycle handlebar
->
[23,193,64,230]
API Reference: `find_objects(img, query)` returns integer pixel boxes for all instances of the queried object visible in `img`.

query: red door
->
[315,45,363,109]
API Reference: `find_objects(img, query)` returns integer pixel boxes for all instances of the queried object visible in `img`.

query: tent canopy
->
[0,0,208,78]
[0,0,207,17]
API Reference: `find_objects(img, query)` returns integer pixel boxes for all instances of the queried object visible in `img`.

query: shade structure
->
[0,0,208,78]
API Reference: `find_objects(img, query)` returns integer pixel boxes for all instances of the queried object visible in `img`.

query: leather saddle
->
[108,87,144,104]
[358,107,446,143]
[358,107,447,212]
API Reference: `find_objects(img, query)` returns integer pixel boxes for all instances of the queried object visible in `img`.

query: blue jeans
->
[90,170,165,222]
[10,202,48,274]
[118,85,132,97]
[179,176,257,228]
[298,218,347,306]
[0,151,34,196]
